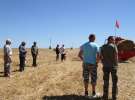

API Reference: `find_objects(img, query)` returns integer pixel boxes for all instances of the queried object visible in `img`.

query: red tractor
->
[115,37,135,61]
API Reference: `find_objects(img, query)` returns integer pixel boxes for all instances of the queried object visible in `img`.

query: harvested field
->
[0,49,135,100]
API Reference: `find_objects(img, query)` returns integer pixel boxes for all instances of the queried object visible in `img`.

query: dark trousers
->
[61,54,66,61]
[19,56,25,71]
[32,54,37,66]
[103,67,118,99]
[56,54,59,61]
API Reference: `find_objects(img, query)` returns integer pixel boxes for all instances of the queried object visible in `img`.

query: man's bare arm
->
[78,49,83,61]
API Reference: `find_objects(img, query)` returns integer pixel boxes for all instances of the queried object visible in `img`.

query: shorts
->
[83,63,97,85]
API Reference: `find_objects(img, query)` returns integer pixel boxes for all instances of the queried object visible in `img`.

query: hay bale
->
[117,40,135,51]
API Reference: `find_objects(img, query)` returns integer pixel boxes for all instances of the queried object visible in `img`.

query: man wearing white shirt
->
[4,39,12,77]
[60,45,66,61]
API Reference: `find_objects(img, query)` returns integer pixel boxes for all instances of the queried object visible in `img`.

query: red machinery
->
[115,37,135,61]
[118,50,135,61]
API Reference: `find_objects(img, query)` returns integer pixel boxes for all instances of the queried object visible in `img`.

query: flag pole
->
[115,25,117,38]
[115,20,120,37]
[114,20,117,44]
[49,37,52,49]
[114,20,120,45]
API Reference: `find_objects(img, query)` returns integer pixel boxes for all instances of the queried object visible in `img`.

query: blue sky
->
[0,0,135,48]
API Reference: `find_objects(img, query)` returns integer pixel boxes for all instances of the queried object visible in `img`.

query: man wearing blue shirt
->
[78,34,100,97]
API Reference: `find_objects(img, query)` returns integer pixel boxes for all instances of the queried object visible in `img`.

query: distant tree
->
[70,47,73,50]
[53,48,56,51]
[49,46,52,49]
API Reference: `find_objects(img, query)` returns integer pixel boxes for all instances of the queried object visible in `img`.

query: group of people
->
[78,34,118,100]
[3,40,67,77]
[3,40,38,77]
[3,34,118,100]
[55,44,66,62]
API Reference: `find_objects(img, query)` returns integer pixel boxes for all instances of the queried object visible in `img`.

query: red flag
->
[115,20,120,29]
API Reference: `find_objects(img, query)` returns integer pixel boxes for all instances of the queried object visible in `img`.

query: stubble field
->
[0,49,135,100]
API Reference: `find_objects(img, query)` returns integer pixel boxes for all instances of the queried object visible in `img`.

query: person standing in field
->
[31,42,38,67]
[3,39,12,77]
[60,44,66,62]
[55,44,60,61]
[19,41,27,72]
[100,36,118,100]
[78,34,100,97]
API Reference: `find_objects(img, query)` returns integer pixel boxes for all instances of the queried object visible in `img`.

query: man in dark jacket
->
[31,42,38,67]
[55,44,60,61]
[19,42,27,72]
[101,36,118,100]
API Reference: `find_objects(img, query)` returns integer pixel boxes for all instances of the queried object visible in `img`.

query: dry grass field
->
[0,48,135,100]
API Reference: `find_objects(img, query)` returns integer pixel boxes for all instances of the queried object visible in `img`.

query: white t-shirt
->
[60,47,65,54]
[4,44,12,56]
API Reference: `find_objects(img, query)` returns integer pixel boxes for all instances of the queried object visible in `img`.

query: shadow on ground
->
[0,71,4,74]
[72,57,81,61]
[42,95,112,100]
[0,69,19,77]
[0,74,4,77]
